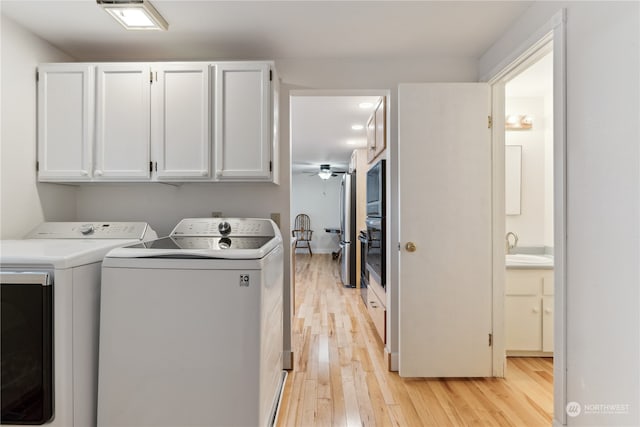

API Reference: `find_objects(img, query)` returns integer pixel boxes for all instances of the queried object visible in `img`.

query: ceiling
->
[1,0,533,173]
[291,95,381,174]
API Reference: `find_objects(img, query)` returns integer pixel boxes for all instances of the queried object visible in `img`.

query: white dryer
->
[0,222,157,426]
[98,218,285,427]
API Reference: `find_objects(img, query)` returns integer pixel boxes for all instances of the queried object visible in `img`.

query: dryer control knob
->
[218,221,231,236]
[79,224,95,235]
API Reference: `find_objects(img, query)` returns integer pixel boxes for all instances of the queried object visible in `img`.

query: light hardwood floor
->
[278,254,553,427]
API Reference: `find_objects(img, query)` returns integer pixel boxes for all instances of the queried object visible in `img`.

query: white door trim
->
[484,8,567,426]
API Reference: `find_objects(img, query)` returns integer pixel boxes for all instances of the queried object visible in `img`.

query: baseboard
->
[293,249,337,255]
[387,350,399,372]
[507,350,553,357]
[282,350,294,370]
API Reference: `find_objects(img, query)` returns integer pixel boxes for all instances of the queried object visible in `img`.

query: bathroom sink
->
[506,254,554,267]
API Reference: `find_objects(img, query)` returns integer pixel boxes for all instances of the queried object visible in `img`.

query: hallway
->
[278,254,553,426]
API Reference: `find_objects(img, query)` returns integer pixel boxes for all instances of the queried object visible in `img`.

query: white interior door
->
[398,83,492,377]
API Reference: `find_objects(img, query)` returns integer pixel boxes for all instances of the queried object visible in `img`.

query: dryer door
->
[1,272,53,425]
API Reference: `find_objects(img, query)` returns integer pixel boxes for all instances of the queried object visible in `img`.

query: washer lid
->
[106,236,281,260]
[107,218,282,260]
[141,236,273,250]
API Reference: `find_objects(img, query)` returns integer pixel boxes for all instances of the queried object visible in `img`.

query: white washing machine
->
[98,218,285,427]
[0,222,157,426]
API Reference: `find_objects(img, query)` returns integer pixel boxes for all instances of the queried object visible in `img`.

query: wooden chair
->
[292,214,313,256]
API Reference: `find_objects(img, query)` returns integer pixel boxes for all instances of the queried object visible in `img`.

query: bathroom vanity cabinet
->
[505,268,554,356]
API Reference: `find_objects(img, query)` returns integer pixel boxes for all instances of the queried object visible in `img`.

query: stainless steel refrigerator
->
[340,172,356,287]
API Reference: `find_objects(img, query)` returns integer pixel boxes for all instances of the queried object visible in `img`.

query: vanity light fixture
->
[505,114,533,130]
[97,0,169,31]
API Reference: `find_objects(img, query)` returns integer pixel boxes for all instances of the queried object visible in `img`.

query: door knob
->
[405,242,416,252]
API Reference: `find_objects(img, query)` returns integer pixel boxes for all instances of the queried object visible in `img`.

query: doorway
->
[489,22,567,424]
[289,93,382,259]
[289,90,388,276]
[503,48,555,354]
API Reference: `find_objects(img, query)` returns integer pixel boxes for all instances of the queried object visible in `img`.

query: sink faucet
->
[505,231,518,254]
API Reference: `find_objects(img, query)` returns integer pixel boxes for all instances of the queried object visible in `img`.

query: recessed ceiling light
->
[97,0,169,31]
[347,139,366,146]
[358,102,374,109]
[351,124,364,131]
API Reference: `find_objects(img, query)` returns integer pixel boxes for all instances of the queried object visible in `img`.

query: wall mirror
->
[505,145,522,215]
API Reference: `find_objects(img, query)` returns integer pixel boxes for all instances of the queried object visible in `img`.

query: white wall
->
[291,173,341,254]
[505,96,552,247]
[481,2,639,425]
[0,15,77,238]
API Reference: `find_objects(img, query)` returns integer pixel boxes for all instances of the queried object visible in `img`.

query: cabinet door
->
[542,295,554,352]
[152,64,211,180]
[95,64,151,180]
[214,63,271,180]
[366,113,376,162]
[373,97,386,158]
[505,295,542,351]
[37,64,93,181]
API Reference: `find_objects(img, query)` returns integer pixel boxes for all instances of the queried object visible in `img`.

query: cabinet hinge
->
[155,162,158,172]
[269,161,273,172]
[150,71,153,84]
[488,115,493,129]
[36,71,39,82]
[36,160,39,172]
[488,333,493,347]
[149,161,153,173]
[269,69,272,81]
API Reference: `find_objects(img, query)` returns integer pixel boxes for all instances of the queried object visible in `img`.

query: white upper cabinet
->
[152,63,211,180]
[95,64,151,180]
[37,64,93,181]
[214,62,272,181]
[37,61,278,183]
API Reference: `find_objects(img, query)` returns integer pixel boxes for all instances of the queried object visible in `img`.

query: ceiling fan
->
[305,164,346,179]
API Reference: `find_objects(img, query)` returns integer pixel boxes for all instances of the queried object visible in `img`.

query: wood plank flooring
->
[278,254,553,427]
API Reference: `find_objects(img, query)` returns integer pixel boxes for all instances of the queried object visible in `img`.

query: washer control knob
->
[79,224,95,235]
[218,221,231,236]
[218,237,232,249]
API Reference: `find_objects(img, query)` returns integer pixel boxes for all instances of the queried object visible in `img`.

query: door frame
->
[485,9,567,426]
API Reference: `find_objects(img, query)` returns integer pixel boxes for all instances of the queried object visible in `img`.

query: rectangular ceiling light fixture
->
[97,0,168,31]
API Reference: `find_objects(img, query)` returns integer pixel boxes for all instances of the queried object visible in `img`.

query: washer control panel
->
[171,218,275,238]
[25,222,151,239]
